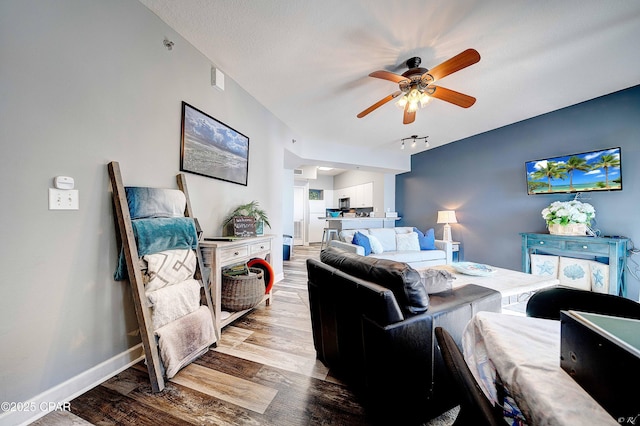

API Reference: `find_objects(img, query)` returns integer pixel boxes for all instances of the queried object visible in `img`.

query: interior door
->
[293,186,305,245]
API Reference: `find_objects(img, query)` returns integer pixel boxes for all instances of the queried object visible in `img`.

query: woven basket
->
[548,223,587,236]
[221,267,264,311]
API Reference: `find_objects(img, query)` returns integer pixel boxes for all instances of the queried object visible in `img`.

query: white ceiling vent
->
[294,169,303,175]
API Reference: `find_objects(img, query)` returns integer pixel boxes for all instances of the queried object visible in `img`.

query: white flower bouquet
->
[541,200,595,225]
[541,201,595,236]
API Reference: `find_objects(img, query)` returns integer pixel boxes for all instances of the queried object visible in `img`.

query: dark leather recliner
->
[306,247,502,425]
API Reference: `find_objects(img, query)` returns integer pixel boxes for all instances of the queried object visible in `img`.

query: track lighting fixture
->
[400,135,429,150]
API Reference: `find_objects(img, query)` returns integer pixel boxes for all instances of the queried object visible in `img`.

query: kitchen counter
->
[320,216,401,230]
[320,217,401,220]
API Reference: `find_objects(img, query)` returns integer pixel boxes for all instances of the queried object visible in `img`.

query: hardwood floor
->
[33,244,457,426]
[32,245,365,425]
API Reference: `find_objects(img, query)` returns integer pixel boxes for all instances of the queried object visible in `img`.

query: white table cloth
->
[462,311,617,426]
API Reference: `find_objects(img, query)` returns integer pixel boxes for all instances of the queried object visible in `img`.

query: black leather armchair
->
[307,247,502,425]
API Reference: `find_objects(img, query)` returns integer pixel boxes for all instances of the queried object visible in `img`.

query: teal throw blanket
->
[114,217,198,281]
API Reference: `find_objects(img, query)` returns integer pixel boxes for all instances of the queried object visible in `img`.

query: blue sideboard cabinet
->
[520,233,629,297]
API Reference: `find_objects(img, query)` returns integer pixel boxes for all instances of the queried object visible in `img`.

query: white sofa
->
[328,226,452,269]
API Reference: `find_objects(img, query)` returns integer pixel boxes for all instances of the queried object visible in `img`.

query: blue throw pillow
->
[413,227,436,250]
[352,231,372,256]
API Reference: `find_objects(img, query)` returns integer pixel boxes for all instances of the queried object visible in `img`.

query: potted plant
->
[223,201,271,236]
[541,200,595,235]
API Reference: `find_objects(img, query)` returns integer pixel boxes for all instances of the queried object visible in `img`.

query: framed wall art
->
[180,101,249,186]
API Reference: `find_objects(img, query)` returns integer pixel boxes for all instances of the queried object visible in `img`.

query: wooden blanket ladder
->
[107,161,217,392]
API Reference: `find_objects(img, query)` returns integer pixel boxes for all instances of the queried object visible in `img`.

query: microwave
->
[338,197,350,209]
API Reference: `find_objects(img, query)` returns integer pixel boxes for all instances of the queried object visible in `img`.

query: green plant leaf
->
[222,200,271,229]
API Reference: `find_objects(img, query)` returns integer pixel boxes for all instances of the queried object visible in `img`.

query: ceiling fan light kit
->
[357,49,481,124]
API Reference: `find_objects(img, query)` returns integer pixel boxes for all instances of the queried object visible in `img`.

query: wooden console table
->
[200,235,273,336]
[520,233,628,297]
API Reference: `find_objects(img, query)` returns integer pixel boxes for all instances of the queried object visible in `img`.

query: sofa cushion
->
[321,246,429,315]
[366,234,385,254]
[396,232,420,251]
[352,231,372,256]
[414,227,436,250]
[394,226,414,234]
[369,228,397,251]
[340,229,367,243]
[370,249,445,263]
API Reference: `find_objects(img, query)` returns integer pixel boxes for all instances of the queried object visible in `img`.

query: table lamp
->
[437,210,457,242]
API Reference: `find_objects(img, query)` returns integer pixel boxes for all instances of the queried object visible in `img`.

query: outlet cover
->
[49,188,79,210]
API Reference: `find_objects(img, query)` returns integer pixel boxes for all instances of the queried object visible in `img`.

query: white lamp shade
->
[437,210,458,224]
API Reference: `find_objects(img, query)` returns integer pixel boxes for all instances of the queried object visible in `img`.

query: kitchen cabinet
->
[333,182,373,208]
[334,187,354,206]
[358,182,373,207]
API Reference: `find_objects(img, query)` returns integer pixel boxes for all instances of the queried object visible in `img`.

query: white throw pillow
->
[143,249,196,292]
[589,261,610,294]
[530,254,559,278]
[558,257,591,291]
[396,232,420,251]
[369,228,397,251]
[366,234,385,254]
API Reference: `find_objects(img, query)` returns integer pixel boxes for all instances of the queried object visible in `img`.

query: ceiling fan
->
[357,49,481,124]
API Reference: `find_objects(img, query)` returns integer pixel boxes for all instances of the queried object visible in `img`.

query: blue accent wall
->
[396,84,640,299]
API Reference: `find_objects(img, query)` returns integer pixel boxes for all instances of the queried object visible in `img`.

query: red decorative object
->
[248,258,274,294]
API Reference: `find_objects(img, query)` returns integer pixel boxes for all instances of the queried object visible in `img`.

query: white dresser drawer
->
[250,240,271,255]
[220,246,249,262]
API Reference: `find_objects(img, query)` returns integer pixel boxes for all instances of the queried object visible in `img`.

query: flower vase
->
[548,223,587,236]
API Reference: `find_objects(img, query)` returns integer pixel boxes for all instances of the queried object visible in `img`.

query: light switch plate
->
[49,188,79,210]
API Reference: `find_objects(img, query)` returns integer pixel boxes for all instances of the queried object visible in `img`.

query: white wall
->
[0,0,295,420]
[308,174,334,192]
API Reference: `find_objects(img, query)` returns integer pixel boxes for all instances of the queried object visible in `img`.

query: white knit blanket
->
[147,278,200,330]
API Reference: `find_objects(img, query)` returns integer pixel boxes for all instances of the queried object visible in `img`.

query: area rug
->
[422,406,459,426]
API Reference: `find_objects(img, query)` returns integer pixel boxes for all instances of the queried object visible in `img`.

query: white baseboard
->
[0,344,144,426]
[275,272,285,283]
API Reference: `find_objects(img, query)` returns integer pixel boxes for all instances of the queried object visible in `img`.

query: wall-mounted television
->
[525,147,622,195]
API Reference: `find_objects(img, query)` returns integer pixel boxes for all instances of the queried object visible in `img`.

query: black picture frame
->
[180,101,249,186]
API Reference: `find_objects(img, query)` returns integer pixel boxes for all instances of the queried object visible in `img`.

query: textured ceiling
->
[139,0,640,171]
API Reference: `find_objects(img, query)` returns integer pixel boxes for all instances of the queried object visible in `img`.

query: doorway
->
[293,185,306,245]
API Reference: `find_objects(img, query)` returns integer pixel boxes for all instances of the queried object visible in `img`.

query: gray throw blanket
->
[155,306,216,378]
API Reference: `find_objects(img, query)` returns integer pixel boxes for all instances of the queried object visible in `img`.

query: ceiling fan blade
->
[429,86,476,108]
[403,103,416,124]
[357,91,402,118]
[425,49,480,82]
[369,70,409,84]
